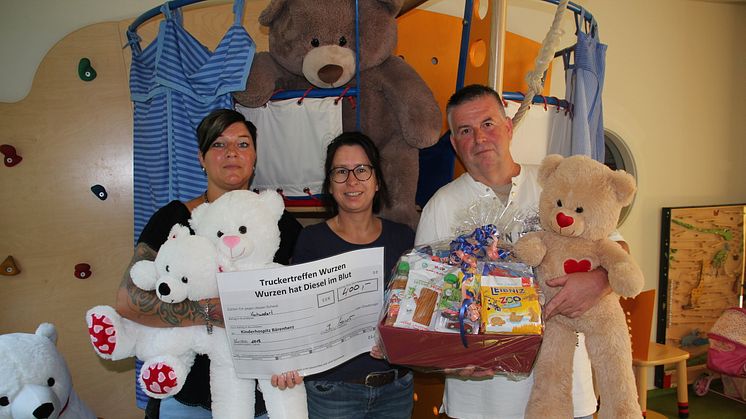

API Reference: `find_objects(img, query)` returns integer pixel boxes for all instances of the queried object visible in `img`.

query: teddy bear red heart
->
[556,212,574,227]
[563,259,592,274]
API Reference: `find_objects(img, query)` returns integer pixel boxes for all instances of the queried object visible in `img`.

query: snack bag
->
[438,273,461,312]
[393,254,453,330]
[432,271,481,334]
[480,264,542,335]
[383,258,410,326]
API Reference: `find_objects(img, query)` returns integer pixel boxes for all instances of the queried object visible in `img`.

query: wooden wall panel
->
[397,7,552,180]
[658,204,745,386]
[0,21,138,418]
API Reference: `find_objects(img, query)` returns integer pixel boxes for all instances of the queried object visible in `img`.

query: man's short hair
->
[446,84,506,118]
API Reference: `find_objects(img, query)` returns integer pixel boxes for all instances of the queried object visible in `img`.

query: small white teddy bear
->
[87,226,251,416]
[87,190,307,419]
[130,224,222,304]
[0,323,96,419]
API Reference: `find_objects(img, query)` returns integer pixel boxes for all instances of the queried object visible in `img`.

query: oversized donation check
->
[217,247,384,379]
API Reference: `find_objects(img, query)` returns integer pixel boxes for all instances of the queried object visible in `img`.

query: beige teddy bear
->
[514,154,644,419]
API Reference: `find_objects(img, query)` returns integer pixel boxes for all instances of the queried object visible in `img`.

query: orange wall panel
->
[396,8,553,180]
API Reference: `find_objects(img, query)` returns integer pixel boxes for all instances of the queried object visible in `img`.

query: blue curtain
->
[127,0,255,241]
[551,15,607,161]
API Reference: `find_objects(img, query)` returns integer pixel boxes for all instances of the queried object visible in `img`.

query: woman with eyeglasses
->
[292,132,415,418]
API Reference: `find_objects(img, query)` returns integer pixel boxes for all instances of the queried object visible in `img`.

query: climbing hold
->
[1,256,21,276]
[91,184,108,200]
[0,144,22,167]
[78,58,97,81]
[74,263,92,279]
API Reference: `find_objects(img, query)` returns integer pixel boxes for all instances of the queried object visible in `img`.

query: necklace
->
[203,190,210,203]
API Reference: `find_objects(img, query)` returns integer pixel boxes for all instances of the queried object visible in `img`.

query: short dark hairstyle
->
[446,84,507,119]
[322,132,390,215]
[196,109,257,156]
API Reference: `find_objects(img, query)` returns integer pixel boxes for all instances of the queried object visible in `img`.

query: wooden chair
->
[620,289,691,418]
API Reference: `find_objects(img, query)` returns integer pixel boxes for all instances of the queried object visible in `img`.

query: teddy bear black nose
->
[159,283,171,296]
[33,402,54,419]
[318,64,343,84]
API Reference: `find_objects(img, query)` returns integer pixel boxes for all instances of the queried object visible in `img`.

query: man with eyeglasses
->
[415,85,628,419]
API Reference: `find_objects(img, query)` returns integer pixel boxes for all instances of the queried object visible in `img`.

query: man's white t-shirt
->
[415,165,609,419]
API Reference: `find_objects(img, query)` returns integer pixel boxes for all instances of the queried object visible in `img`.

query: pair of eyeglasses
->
[330,164,374,183]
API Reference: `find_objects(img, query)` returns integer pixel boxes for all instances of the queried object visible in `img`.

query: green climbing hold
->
[78,58,97,81]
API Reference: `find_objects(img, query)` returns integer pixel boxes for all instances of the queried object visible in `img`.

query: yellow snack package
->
[480,274,542,335]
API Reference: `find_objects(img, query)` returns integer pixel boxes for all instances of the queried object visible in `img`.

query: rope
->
[511,0,570,129]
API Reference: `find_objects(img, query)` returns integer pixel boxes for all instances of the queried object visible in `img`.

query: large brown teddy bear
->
[513,154,644,419]
[233,0,441,228]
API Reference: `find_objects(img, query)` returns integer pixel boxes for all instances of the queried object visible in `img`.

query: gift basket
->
[377,199,544,377]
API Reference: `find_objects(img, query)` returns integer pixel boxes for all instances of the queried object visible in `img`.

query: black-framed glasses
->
[330,164,374,183]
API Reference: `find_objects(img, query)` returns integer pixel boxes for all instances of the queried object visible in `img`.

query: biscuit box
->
[378,320,542,373]
[480,275,542,335]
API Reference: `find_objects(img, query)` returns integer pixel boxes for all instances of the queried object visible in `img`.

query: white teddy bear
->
[190,189,283,272]
[189,190,308,417]
[0,323,96,419]
[130,224,222,304]
[86,190,307,419]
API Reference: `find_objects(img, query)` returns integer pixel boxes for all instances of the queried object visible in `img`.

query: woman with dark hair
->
[293,131,415,418]
[116,109,303,418]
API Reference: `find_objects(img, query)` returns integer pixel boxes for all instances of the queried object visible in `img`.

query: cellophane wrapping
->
[377,195,545,378]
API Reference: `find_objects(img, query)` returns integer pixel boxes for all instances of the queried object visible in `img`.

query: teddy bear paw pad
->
[88,312,116,355]
[142,363,179,395]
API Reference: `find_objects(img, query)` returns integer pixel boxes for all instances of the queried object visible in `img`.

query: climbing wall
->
[658,204,746,386]
[0,19,137,417]
[659,204,745,346]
